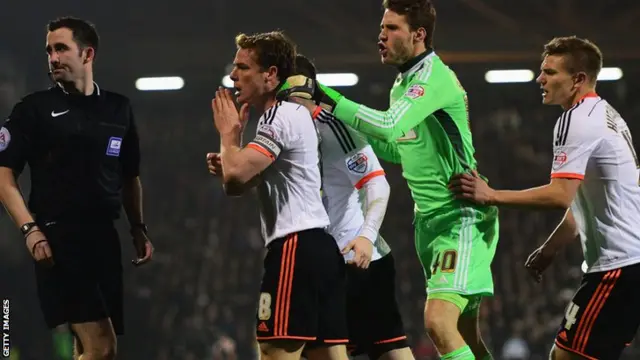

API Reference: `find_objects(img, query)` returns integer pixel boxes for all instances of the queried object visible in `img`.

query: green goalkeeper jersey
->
[334,51,489,217]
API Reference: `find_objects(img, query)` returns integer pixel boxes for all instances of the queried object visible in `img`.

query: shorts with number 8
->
[414,207,499,314]
[255,229,348,344]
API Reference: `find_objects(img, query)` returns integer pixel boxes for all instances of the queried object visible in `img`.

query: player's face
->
[46,28,91,83]
[229,48,272,105]
[536,55,577,107]
[378,10,415,66]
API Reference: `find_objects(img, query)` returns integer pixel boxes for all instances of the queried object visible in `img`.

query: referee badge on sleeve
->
[0,127,11,152]
[106,137,122,157]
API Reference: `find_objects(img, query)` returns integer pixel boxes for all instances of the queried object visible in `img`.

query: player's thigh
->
[346,254,409,359]
[554,264,640,360]
[313,228,349,346]
[304,344,349,360]
[423,214,498,301]
[259,340,305,360]
[256,232,318,343]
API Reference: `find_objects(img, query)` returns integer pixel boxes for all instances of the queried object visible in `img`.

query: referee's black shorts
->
[256,228,348,345]
[34,219,124,335]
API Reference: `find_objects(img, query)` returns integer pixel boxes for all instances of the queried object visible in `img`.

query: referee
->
[0,17,153,360]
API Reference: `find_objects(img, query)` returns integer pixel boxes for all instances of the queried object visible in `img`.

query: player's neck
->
[398,46,432,73]
[562,88,598,110]
[256,95,278,114]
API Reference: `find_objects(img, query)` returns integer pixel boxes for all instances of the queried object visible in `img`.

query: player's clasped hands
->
[448,170,495,205]
[342,236,373,269]
[212,87,250,136]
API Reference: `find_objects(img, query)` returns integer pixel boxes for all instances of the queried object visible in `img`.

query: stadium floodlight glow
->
[222,75,234,88]
[222,73,359,88]
[598,67,623,81]
[484,69,534,84]
[317,73,359,87]
[135,76,184,91]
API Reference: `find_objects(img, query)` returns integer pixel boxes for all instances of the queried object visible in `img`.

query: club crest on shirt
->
[553,149,567,170]
[0,127,11,152]
[106,137,122,157]
[405,84,425,99]
[347,152,368,174]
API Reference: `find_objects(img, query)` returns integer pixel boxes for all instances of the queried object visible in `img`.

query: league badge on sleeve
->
[106,137,122,157]
[405,84,425,99]
[552,149,567,170]
[347,152,369,174]
[0,127,11,152]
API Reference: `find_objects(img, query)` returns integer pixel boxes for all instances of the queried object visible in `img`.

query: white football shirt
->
[550,94,640,273]
[247,101,330,245]
[315,109,391,262]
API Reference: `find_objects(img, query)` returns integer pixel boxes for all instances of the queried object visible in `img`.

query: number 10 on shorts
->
[431,250,458,275]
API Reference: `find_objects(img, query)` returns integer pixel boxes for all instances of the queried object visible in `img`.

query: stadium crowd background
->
[1,1,639,359]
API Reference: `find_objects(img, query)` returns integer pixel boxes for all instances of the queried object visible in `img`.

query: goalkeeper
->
[278,1,498,360]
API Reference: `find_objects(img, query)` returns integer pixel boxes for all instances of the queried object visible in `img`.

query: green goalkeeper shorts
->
[414,205,499,313]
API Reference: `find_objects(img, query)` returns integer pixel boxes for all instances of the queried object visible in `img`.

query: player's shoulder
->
[554,96,608,144]
[316,109,366,156]
[260,100,311,125]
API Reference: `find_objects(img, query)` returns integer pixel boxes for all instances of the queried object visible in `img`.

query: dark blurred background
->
[1,0,639,359]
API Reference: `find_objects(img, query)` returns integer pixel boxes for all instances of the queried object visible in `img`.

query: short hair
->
[294,54,317,80]
[235,31,297,85]
[47,17,100,57]
[542,36,603,84]
[383,0,436,48]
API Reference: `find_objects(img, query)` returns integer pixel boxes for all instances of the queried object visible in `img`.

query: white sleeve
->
[337,143,389,243]
[550,113,601,180]
[247,103,294,160]
[358,174,390,243]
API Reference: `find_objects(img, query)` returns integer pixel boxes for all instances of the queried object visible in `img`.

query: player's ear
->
[573,71,588,89]
[413,27,426,44]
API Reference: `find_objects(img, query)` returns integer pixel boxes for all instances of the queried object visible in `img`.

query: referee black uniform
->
[0,82,140,335]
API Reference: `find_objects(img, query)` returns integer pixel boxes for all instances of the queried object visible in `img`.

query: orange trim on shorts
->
[571,269,621,353]
[374,335,407,345]
[274,233,298,337]
[354,170,386,190]
[321,339,350,344]
[555,339,598,360]
[256,335,316,341]
[247,143,275,161]
[551,172,584,180]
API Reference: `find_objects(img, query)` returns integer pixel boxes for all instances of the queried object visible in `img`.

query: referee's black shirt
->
[0,83,140,221]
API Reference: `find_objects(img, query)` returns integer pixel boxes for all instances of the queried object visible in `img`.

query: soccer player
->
[210,31,349,360]
[449,36,640,360]
[294,54,414,360]
[277,1,498,359]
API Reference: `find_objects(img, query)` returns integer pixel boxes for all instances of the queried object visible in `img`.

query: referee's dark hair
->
[294,54,317,80]
[47,17,100,58]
